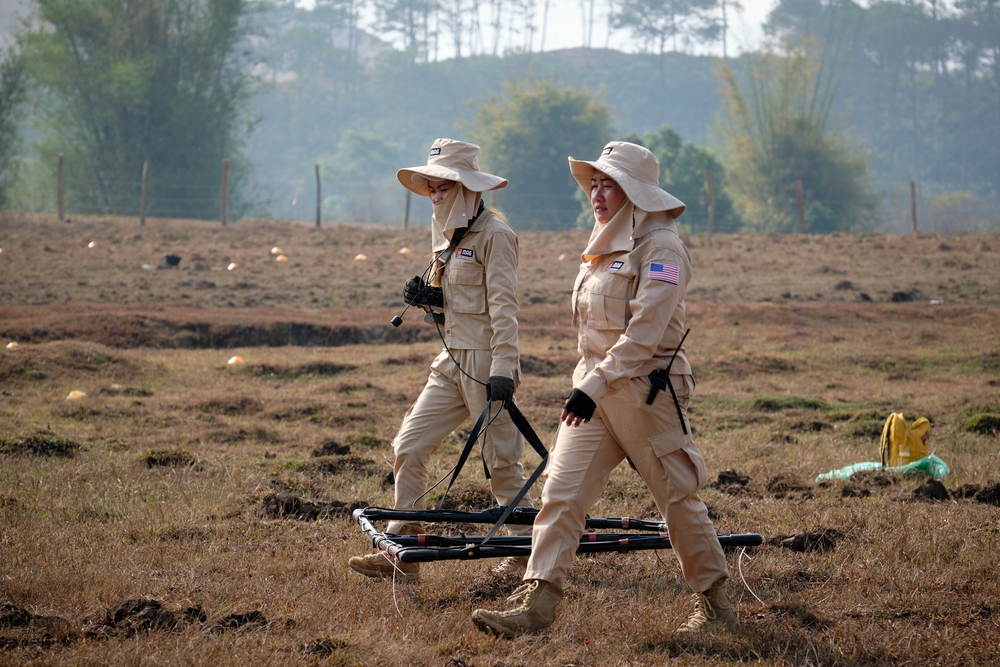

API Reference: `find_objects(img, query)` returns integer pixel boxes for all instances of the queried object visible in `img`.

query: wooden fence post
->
[140,161,149,227]
[315,164,321,228]
[404,189,411,230]
[57,154,64,222]
[795,179,805,233]
[221,159,230,226]
[705,170,714,234]
[910,181,918,233]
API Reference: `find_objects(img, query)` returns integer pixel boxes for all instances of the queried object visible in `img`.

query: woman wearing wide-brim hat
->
[349,138,532,582]
[472,141,739,637]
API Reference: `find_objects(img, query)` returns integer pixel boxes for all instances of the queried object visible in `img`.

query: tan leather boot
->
[471,579,563,638]
[347,524,423,583]
[347,551,420,582]
[675,577,740,633]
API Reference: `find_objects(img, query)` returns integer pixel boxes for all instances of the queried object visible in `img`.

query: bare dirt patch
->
[311,440,350,457]
[0,603,75,649]
[770,529,844,552]
[143,449,200,469]
[0,433,80,458]
[261,492,367,521]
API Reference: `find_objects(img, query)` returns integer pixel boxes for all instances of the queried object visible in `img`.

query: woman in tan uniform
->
[472,141,738,637]
[349,138,531,582]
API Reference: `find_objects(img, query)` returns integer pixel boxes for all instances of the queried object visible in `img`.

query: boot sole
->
[675,619,740,634]
[471,611,524,639]
[349,561,420,583]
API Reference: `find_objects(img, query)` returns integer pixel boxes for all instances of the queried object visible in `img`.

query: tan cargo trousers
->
[387,348,532,536]
[524,374,728,591]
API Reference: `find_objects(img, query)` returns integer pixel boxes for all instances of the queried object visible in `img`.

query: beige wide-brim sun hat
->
[397,138,508,196]
[569,141,685,216]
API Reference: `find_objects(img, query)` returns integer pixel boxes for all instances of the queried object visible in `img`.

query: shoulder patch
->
[648,262,680,284]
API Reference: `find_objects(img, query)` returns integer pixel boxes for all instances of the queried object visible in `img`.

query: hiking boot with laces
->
[491,556,529,576]
[471,579,563,638]
[348,551,420,583]
[675,577,739,633]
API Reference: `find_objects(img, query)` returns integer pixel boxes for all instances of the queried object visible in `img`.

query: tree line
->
[0,0,997,232]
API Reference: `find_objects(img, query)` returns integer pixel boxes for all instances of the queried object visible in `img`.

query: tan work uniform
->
[387,209,531,536]
[524,214,729,591]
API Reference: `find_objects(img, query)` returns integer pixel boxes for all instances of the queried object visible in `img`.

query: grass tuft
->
[963,413,1000,435]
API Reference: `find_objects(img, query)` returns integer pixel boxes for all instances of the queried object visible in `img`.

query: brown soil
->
[2,214,1000,666]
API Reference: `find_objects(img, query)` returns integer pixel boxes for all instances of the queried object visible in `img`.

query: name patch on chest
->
[605,260,625,273]
[648,262,680,284]
[456,248,475,261]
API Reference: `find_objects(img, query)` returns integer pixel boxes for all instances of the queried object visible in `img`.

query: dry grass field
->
[1,213,999,666]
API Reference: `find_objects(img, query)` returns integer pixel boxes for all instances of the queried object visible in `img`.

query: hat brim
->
[568,158,685,217]
[397,165,508,197]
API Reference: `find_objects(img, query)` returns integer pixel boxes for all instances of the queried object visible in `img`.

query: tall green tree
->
[0,49,26,210]
[578,124,740,231]
[373,0,438,59]
[20,0,257,219]
[471,79,611,230]
[614,0,719,66]
[642,123,741,232]
[718,41,877,232]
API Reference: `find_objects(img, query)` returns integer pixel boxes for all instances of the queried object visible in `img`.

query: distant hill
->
[245,36,726,224]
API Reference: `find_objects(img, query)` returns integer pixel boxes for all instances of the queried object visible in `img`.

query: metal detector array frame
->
[353,506,764,564]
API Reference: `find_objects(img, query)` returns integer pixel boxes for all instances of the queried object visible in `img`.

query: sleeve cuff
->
[489,357,518,380]
[576,372,607,404]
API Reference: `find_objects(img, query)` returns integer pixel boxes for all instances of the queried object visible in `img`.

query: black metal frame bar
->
[356,506,668,531]
[353,507,763,564]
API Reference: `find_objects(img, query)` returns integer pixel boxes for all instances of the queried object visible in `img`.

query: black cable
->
[433,318,487,387]
[410,398,504,508]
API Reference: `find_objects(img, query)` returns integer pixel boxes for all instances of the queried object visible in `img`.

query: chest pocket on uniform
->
[447,266,487,314]
[586,272,631,330]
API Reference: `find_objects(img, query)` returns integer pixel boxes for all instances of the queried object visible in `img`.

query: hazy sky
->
[294,0,778,59]
[530,0,773,56]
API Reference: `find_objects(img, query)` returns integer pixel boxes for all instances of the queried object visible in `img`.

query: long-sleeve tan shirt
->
[439,209,520,381]
[572,215,693,403]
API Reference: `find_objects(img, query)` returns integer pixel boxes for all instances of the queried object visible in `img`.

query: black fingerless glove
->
[564,388,596,421]
[486,376,515,404]
[403,276,424,306]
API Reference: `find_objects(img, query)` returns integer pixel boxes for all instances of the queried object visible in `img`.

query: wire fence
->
[19,158,1000,234]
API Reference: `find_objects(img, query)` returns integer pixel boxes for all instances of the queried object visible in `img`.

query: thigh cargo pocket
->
[650,422,691,459]
[652,428,708,501]
[448,267,486,314]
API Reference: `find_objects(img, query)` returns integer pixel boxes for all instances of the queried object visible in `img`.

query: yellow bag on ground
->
[879,412,930,467]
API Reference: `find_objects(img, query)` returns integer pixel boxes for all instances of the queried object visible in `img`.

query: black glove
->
[563,388,596,421]
[421,284,443,309]
[403,276,424,306]
[486,376,515,404]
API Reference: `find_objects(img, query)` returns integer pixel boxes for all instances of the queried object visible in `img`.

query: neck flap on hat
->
[431,184,481,252]
[632,207,673,239]
[582,199,635,264]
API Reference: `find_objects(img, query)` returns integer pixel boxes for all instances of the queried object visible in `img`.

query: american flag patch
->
[605,260,624,273]
[648,262,679,284]
[456,248,474,261]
